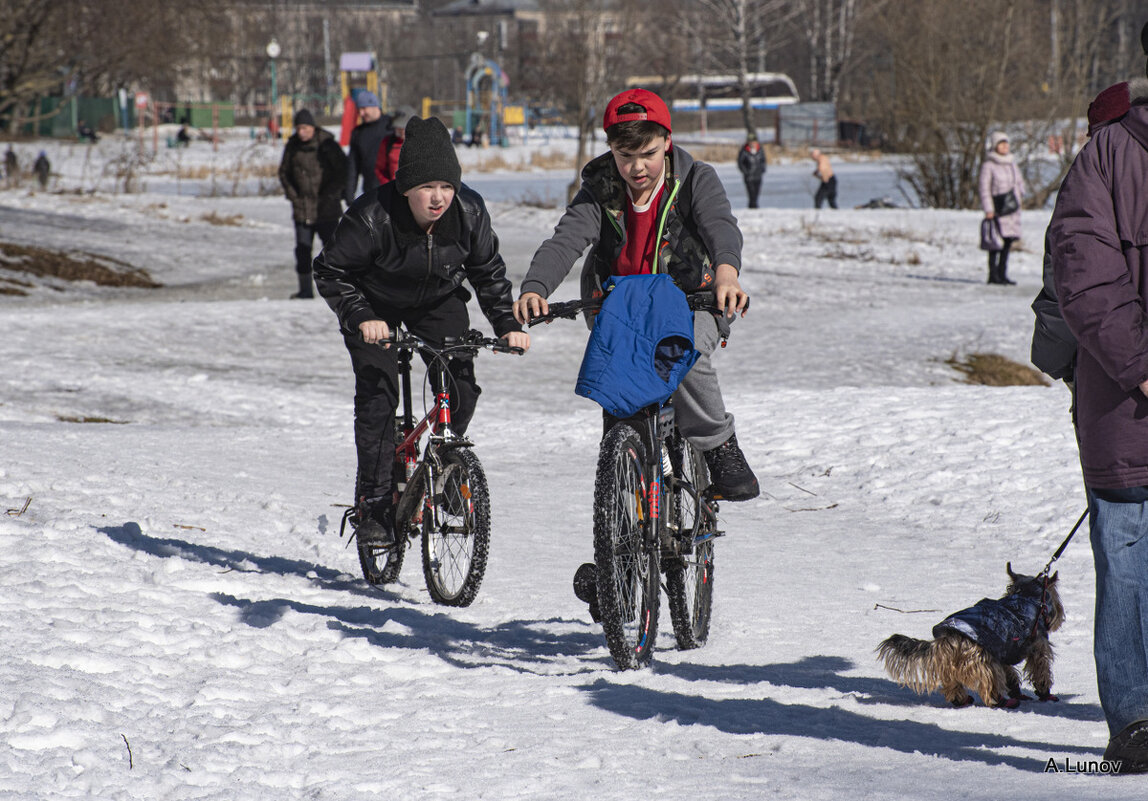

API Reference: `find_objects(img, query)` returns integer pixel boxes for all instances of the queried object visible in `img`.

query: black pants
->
[814,176,838,209]
[343,290,481,501]
[743,177,762,209]
[987,237,1017,283]
[294,219,338,276]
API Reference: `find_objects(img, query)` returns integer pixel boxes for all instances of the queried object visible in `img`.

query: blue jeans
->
[1089,485,1148,736]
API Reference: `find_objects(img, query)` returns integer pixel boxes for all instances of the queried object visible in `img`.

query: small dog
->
[878,564,1064,708]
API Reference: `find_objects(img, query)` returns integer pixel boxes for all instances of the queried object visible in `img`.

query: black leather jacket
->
[314,182,521,337]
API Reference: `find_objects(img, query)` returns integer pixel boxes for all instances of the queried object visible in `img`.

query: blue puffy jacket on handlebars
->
[575,274,699,418]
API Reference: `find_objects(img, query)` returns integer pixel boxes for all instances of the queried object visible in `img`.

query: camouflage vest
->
[579,151,717,299]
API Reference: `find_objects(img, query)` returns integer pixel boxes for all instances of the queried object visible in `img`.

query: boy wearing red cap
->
[514,88,758,503]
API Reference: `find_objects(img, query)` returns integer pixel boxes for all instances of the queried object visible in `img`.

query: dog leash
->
[1028,508,1088,641]
[1038,507,1089,578]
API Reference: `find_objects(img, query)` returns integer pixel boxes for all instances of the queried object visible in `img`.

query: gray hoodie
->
[520,145,742,304]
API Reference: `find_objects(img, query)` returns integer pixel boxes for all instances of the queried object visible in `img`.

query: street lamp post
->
[267,38,281,136]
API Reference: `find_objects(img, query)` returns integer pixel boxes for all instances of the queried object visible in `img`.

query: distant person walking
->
[4,146,17,186]
[979,131,1025,285]
[343,90,393,203]
[737,133,766,209]
[810,148,837,209]
[278,109,348,299]
[33,151,50,190]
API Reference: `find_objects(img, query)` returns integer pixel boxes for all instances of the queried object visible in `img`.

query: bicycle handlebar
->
[381,328,524,356]
[525,293,750,328]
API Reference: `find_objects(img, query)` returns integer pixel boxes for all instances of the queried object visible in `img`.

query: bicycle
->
[527,293,737,668]
[338,328,522,606]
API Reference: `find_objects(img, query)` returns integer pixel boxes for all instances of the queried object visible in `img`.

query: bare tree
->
[859,0,1045,208]
[696,0,794,134]
[788,0,872,103]
[1030,0,1136,207]
[0,1,67,133]
[537,0,644,202]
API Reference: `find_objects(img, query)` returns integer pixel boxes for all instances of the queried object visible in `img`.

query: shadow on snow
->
[99,520,605,675]
[581,674,1099,771]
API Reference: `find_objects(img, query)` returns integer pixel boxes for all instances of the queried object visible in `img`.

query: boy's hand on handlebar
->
[513,292,549,324]
[359,319,390,345]
[714,264,749,318]
[501,330,530,353]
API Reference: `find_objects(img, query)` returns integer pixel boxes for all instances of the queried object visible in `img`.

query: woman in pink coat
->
[978,131,1025,284]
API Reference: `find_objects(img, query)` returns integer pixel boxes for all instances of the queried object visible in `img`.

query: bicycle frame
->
[624,400,717,561]
[392,346,471,536]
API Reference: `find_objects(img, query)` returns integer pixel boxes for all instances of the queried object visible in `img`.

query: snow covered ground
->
[0,130,1129,799]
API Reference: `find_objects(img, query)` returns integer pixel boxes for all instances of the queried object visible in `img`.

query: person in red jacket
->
[374,110,411,186]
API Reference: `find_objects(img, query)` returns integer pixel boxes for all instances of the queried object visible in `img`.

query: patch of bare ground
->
[946,352,1049,387]
[0,241,161,295]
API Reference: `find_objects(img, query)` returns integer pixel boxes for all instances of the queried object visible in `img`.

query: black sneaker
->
[572,562,601,623]
[1104,719,1148,774]
[355,499,395,548]
[704,434,760,501]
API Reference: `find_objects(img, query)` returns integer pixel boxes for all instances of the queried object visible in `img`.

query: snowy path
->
[0,137,1129,798]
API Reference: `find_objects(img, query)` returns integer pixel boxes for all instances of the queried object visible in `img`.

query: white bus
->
[625,73,800,111]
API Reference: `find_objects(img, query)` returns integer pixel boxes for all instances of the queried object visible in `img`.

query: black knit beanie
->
[395,116,461,194]
[294,109,315,128]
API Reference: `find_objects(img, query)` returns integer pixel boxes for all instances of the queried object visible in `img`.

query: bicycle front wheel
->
[594,423,659,669]
[421,447,491,607]
[665,440,715,649]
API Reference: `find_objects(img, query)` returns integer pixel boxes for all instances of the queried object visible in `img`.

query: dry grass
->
[0,241,161,294]
[56,415,129,424]
[176,163,278,180]
[529,150,575,170]
[946,352,1049,387]
[201,211,244,226]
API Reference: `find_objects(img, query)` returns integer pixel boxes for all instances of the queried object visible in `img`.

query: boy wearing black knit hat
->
[314,116,529,547]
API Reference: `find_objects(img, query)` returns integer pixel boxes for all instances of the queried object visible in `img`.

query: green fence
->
[17,96,122,137]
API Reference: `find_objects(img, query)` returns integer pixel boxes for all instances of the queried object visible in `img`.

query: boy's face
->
[610,135,669,200]
[404,181,456,230]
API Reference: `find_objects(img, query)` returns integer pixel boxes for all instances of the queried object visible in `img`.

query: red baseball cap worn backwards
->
[602,88,672,133]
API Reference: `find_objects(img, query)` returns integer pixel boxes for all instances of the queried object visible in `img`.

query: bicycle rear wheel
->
[421,447,490,607]
[594,423,659,669]
[665,440,715,649]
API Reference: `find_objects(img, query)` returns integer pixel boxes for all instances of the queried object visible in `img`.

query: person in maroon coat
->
[1048,23,1148,773]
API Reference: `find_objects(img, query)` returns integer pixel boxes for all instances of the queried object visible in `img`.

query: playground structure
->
[24,50,549,150]
[464,53,508,147]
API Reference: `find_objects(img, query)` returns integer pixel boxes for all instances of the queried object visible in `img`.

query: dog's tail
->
[877,634,939,695]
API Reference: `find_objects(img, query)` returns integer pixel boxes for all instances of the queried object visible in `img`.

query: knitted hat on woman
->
[394,116,461,194]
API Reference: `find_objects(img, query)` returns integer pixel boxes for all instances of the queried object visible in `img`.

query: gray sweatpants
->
[673,311,735,452]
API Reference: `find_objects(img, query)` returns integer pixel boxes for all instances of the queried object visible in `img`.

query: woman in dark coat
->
[278,109,347,298]
[736,133,766,208]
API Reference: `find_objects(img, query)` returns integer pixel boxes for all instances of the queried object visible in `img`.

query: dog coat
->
[932,591,1047,666]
